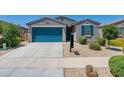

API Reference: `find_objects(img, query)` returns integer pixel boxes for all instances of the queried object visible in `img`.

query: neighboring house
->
[0,25,28,42]
[108,19,124,37]
[26,16,101,42]
[18,26,28,41]
[99,19,124,38]
[0,19,28,42]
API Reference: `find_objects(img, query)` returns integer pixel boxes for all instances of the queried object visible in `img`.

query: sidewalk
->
[0,57,110,68]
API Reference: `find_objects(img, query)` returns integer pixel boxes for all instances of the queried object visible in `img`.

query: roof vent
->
[61,18,63,21]
[46,21,50,24]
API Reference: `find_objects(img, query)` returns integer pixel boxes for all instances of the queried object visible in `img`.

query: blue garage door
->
[32,27,62,42]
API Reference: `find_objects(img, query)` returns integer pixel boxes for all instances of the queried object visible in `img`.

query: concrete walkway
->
[0,68,63,77]
[0,57,109,68]
[0,57,109,76]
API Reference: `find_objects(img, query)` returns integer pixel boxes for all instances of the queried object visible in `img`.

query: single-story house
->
[26,16,101,42]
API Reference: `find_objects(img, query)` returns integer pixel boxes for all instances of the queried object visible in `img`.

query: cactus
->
[85,65,98,77]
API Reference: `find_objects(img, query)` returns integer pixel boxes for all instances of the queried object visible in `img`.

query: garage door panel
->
[32,27,62,42]
[35,36,62,42]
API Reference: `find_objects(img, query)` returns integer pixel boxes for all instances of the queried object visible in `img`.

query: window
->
[118,27,124,36]
[81,25,94,36]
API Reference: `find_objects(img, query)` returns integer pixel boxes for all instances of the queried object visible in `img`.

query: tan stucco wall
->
[74,21,100,42]
[98,28,103,38]
[56,18,74,26]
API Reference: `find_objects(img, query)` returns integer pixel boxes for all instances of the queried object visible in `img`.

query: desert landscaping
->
[63,42,123,57]
[64,67,113,77]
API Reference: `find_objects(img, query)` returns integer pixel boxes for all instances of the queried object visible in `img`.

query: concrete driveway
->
[1,43,63,58]
[0,43,64,77]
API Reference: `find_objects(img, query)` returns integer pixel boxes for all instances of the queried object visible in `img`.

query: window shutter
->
[91,25,94,36]
[81,26,84,35]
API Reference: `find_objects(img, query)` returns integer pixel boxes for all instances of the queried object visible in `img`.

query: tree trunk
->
[108,40,110,48]
[8,41,11,48]
[122,47,124,53]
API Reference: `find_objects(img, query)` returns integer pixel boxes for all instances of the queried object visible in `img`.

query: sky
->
[0,15,124,27]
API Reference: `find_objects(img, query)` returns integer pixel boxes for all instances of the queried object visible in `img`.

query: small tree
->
[2,24,20,47]
[102,25,118,48]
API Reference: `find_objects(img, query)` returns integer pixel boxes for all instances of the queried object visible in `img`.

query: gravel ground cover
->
[0,41,28,57]
[0,48,14,57]
[63,43,123,57]
[64,67,113,77]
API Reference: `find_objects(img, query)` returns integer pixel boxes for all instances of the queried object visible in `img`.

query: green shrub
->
[110,38,124,47]
[96,37,105,46]
[89,41,101,50]
[2,24,20,47]
[78,36,87,44]
[11,37,21,47]
[109,55,124,77]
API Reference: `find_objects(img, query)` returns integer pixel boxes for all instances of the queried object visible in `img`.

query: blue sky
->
[0,15,124,27]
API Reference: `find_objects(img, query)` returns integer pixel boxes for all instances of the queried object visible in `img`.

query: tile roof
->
[56,16,76,22]
[26,17,67,25]
[73,18,101,25]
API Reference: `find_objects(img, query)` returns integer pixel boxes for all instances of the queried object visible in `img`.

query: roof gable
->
[99,19,124,27]
[56,16,76,22]
[26,17,66,26]
[109,19,124,25]
[73,18,101,25]
[18,26,28,31]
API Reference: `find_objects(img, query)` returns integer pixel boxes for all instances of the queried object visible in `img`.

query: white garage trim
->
[31,25,65,27]
[29,26,66,42]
